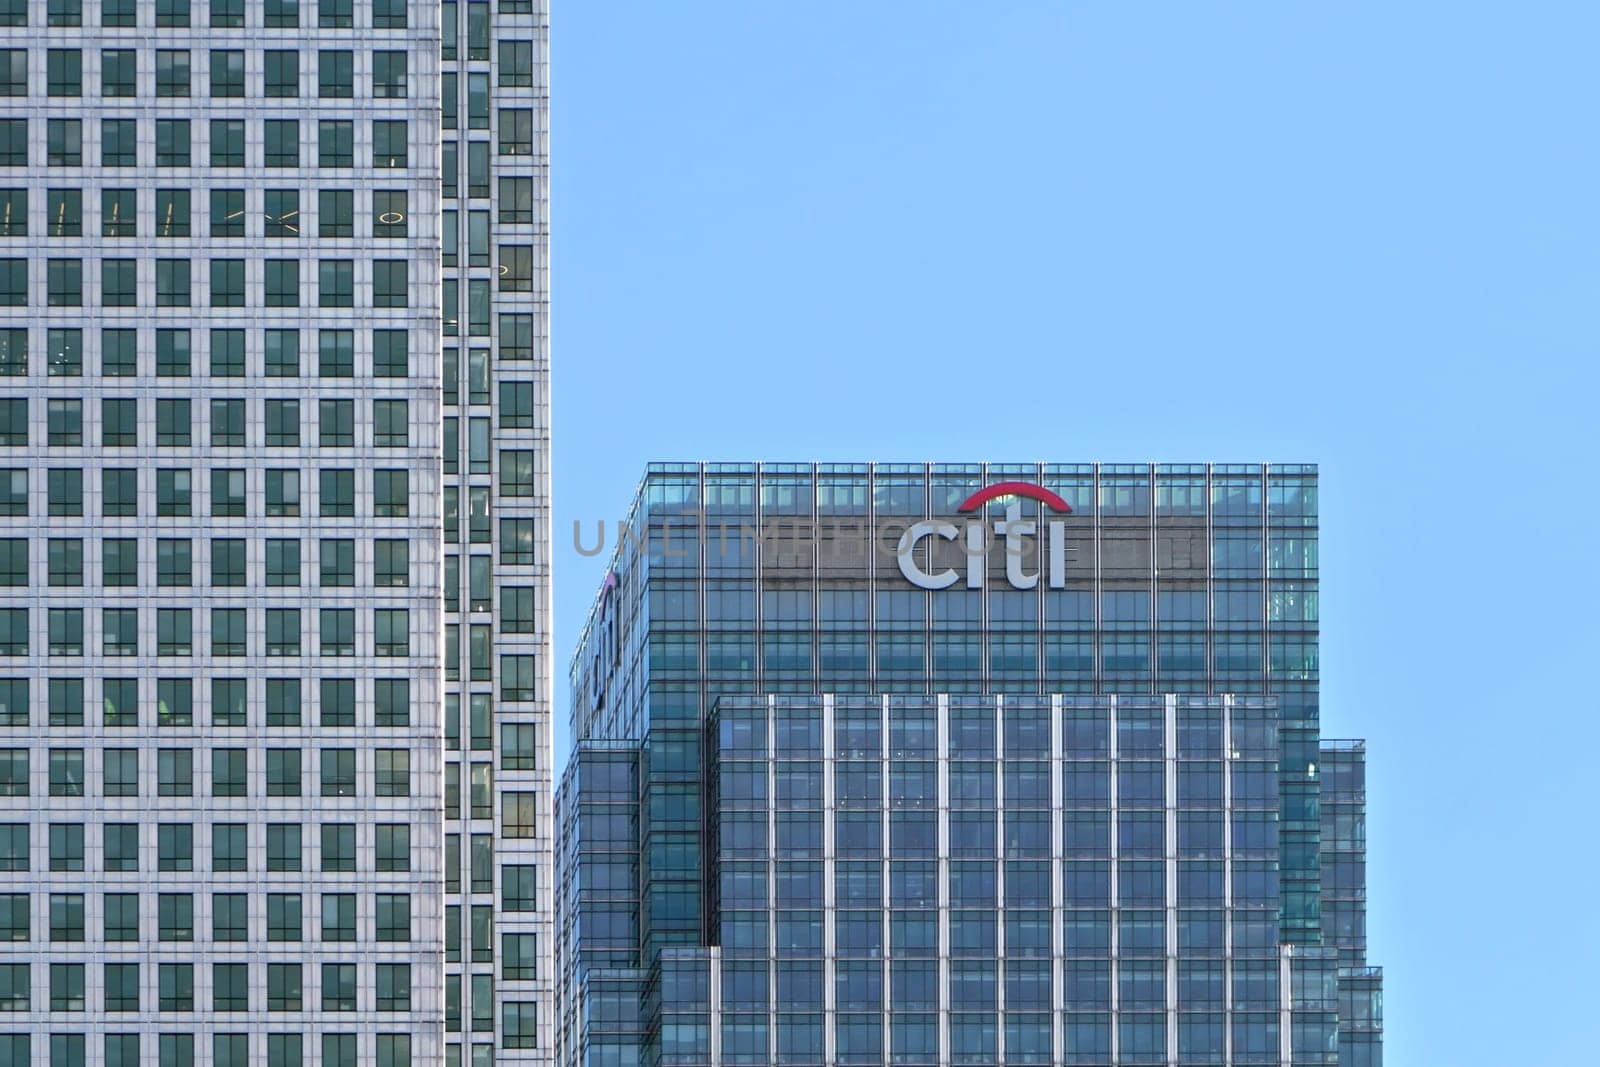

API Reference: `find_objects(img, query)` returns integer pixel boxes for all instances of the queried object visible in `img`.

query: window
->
[322,963,357,1011]
[211,258,245,306]
[321,748,356,796]
[211,119,245,167]
[320,825,355,876]
[265,189,300,236]
[0,121,24,167]
[210,328,245,376]
[211,468,245,516]
[375,609,409,657]
[210,0,242,25]
[265,120,300,167]
[211,609,245,657]
[499,176,535,224]
[502,655,537,702]
[373,189,408,236]
[157,469,191,516]
[374,120,408,167]
[265,49,299,96]
[104,748,137,796]
[48,749,82,796]
[320,609,355,657]
[101,258,136,306]
[493,865,537,920]
[266,678,301,727]
[0,823,25,870]
[373,51,407,98]
[319,0,351,26]
[105,894,137,941]
[318,538,355,588]
[102,0,134,23]
[213,962,247,1011]
[0,539,19,584]
[155,118,191,166]
[156,678,192,726]
[500,39,535,86]
[316,677,353,727]
[501,450,536,496]
[90,404,130,455]
[373,0,405,27]
[319,120,353,166]
[319,399,353,446]
[374,260,408,306]
[320,469,354,516]
[0,190,22,237]
[266,329,300,376]
[266,260,300,306]
[45,678,79,728]
[266,539,300,586]
[318,50,352,97]
[210,49,244,96]
[264,0,296,26]
[266,469,299,516]
[156,258,191,305]
[213,893,247,940]
[319,188,354,236]
[47,258,83,305]
[50,962,85,1011]
[48,607,83,655]
[158,893,192,940]
[48,48,82,96]
[157,607,193,655]
[102,118,137,166]
[376,823,409,871]
[375,469,409,516]
[50,823,85,872]
[268,962,302,1011]
[319,260,353,307]
[0,51,23,96]
[375,749,409,796]
[211,398,245,446]
[48,469,81,515]
[155,0,189,25]
[267,894,302,941]
[103,538,137,586]
[500,109,534,155]
[375,540,408,587]
[103,610,136,656]
[0,611,24,655]
[156,190,190,237]
[48,538,83,586]
[505,1003,538,1048]
[375,329,409,376]
[0,748,22,795]
[156,49,189,96]
[376,963,410,1011]
[212,822,247,872]
[209,538,243,586]
[266,748,301,796]
[157,398,190,444]
[267,823,301,871]
[158,962,194,1011]
[266,608,300,655]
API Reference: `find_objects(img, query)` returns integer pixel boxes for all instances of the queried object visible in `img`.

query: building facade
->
[0,0,551,1062]
[558,462,1383,1066]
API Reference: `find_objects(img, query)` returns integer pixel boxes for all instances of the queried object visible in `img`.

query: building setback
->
[559,462,1383,1067]
[0,0,551,1062]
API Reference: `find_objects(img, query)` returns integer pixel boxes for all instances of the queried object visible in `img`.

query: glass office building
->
[558,462,1382,1066]
[0,0,551,1062]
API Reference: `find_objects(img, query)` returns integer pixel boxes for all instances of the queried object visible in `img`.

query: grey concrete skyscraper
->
[0,0,550,1063]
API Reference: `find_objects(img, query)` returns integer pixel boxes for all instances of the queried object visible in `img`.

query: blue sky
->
[555,4,1600,1060]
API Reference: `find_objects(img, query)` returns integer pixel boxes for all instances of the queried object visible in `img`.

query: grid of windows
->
[440,0,552,1061]
[1,0,446,1058]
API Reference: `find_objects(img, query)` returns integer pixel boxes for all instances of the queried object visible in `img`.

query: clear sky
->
[554,3,1600,1060]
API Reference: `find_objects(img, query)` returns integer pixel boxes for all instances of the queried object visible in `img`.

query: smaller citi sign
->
[895,481,1073,591]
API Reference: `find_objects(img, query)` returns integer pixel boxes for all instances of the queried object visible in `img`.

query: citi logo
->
[896,482,1073,591]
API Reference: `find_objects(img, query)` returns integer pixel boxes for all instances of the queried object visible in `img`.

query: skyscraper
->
[559,462,1383,1066]
[0,0,550,1062]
